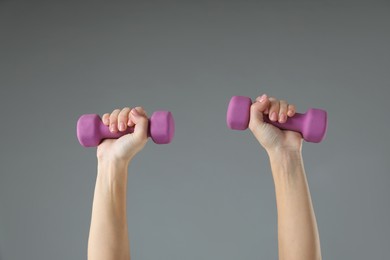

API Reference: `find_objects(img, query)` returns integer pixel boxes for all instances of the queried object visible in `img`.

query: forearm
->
[88,159,130,260]
[268,150,321,260]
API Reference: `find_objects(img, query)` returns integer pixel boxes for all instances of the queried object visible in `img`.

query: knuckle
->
[270,103,279,111]
[268,98,276,104]
[110,113,119,121]
[120,107,131,114]
[119,108,130,119]
[135,106,147,115]
[118,116,126,123]
[280,100,287,105]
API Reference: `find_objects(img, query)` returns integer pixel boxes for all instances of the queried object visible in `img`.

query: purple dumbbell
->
[226,96,327,143]
[77,111,175,147]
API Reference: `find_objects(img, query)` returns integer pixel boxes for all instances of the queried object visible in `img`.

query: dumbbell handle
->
[95,117,148,139]
[259,109,327,143]
[263,113,306,133]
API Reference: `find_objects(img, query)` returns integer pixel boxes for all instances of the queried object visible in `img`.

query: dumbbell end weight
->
[226,96,252,130]
[77,111,175,147]
[300,108,327,143]
[149,111,175,144]
[77,114,104,147]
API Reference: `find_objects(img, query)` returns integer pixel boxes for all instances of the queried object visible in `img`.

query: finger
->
[128,106,147,126]
[255,94,267,103]
[133,106,148,117]
[127,118,135,127]
[102,113,110,126]
[287,104,296,117]
[278,100,288,123]
[256,95,271,114]
[268,97,280,122]
[117,107,131,131]
[127,110,135,127]
[249,94,270,131]
[130,107,149,143]
[128,106,147,127]
[264,106,269,114]
[109,109,121,133]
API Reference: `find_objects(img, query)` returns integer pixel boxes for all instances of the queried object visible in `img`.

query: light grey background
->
[1,0,389,259]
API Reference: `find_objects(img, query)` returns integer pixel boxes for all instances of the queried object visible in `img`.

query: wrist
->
[96,146,135,167]
[267,149,304,178]
[97,158,130,187]
[267,148,302,160]
[97,155,131,168]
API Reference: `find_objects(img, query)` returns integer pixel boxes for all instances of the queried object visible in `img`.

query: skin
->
[88,95,321,260]
[88,107,148,260]
[249,94,322,260]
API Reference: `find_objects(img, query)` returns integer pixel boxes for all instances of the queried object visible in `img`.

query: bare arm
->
[88,160,130,260]
[88,107,149,260]
[269,150,321,260]
[249,94,321,260]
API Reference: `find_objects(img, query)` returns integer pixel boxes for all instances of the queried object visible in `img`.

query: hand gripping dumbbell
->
[226,96,327,143]
[77,111,175,147]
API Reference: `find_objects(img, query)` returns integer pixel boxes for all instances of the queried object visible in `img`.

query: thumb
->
[248,94,270,131]
[130,107,149,145]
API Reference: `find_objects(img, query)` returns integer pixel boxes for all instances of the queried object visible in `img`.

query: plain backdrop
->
[1,0,389,259]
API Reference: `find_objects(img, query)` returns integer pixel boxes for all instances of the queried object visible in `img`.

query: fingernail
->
[279,113,286,123]
[270,112,277,121]
[110,123,116,132]
[119,122,125,131]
